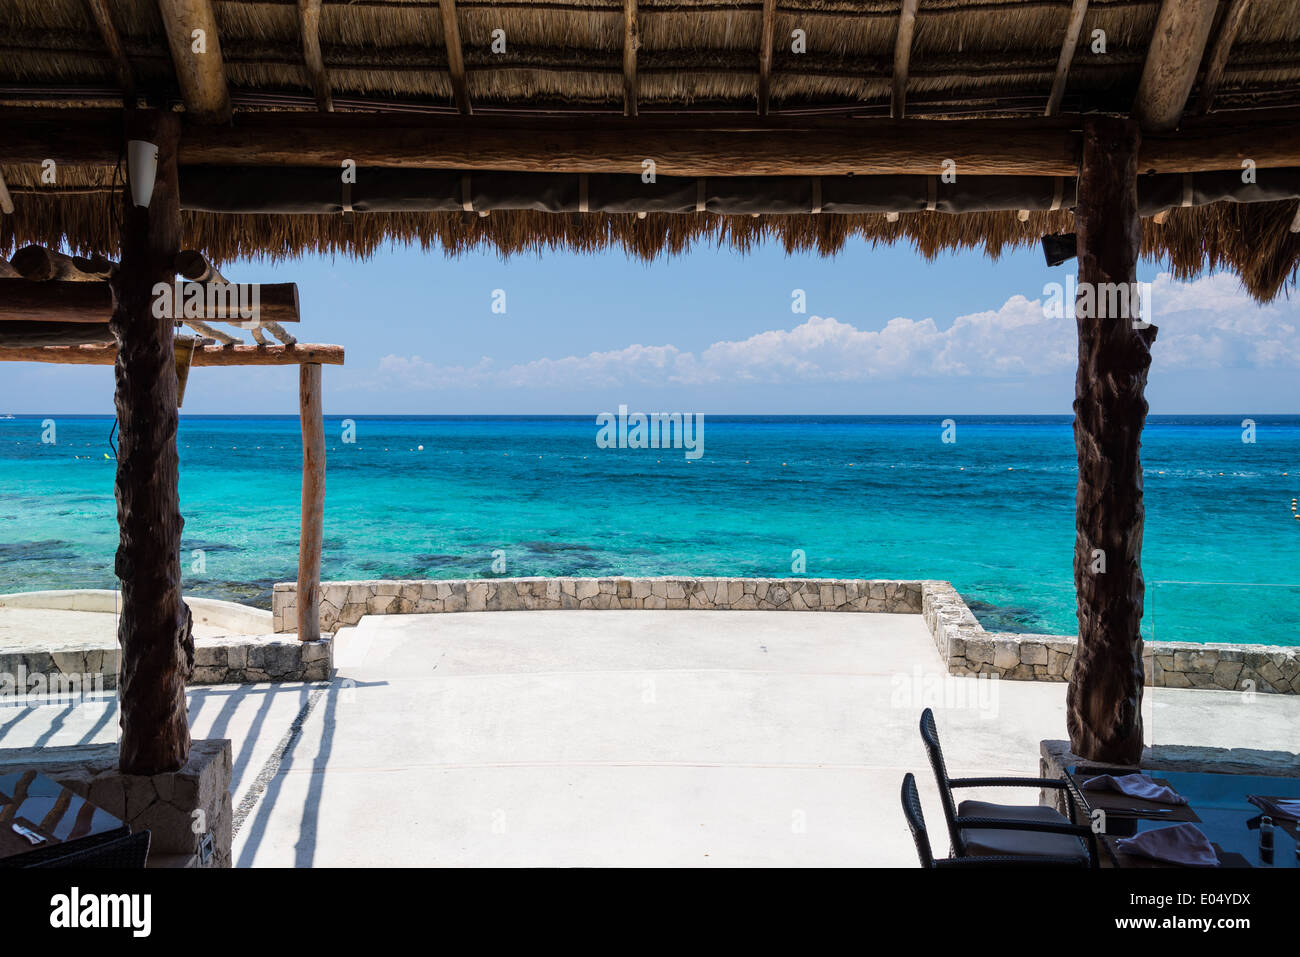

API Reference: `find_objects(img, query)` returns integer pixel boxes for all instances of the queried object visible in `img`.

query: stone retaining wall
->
[1,635,331,695]
[272,576,1298,694]
[924,581,1300,694]
[272,576,927,633]
[190,636,332,685]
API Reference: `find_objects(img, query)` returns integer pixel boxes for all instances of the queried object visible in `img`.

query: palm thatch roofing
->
[2,0,1299,299]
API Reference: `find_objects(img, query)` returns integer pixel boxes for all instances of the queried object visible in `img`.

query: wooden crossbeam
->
[758,0,776,116]
[891,0,920,120]
[1045,0,1089,117]
[1133,0,1219,132]
[8,109,1300,176]
[10,245,112,281]
[1196,0,1253,114]
[623,0,639,118]
[0,278,301,324]
[156,0,232,124]
[0,280,112,323]
[0,322,115,348]
[439,0,472,115]
[297,0,332,112]
[0,342,344,365]
[83,0,136,102]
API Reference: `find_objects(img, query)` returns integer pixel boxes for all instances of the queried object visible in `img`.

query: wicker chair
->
[27,829,151,869]
[919,708,1098,866]
[901,774,1089,868]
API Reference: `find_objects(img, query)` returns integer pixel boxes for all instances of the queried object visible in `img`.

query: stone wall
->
[273,576,927,633]
[923,581,1300,694]
[0,739,233,868]
[1,636,332,696]
[191,635,332,684]
[270,575,1299,695]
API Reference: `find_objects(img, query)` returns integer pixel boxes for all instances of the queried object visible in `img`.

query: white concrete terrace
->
[2,609,1296,866]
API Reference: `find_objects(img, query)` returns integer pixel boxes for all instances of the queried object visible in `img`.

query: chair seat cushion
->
[957,800,1088,861]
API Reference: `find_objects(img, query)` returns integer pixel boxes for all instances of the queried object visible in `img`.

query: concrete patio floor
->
[2,609,1296,866]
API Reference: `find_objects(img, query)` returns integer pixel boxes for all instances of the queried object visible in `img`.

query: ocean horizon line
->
[4,412,1298,421]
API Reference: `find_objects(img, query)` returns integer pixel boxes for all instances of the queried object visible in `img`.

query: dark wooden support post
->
[297,363,325,641]
[110,110,193,774]
[1067,116,1157,765]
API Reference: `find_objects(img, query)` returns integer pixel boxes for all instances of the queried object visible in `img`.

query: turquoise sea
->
[1,414,1297,645]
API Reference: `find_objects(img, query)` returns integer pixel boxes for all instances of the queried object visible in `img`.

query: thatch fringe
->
[2,154,1294,301]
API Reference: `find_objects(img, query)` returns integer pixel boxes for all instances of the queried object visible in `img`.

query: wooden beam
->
[0,278,301,324]
[758,0,775,116]
[174,250,296,345]
[9,109,1300,176]
[0,169,13,215]
[297,363,325,642]
[1133,0,1219,132]
[82,0,136,102]
[891,0,919,120]
[623,0,639,118]
[1045,0,1089,117]
[10,245,112,281]
[0,322,115,348]
[439,0,472,115]
[175,116,1089,175]
[175,248,223,283]
[156,0,232,124]
[111,110,191,775]
[0,342,345,365]
[1196,0,1253,114]
[1067,115,1153,766]
[296,0,333,112]
[0,280,113,323]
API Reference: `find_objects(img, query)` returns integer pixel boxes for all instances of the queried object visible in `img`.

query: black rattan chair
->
[27,829,150,869]
[901,773,1089,868]
[919,708,1098,866]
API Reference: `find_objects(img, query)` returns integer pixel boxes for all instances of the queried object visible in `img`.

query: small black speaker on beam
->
[1041,233,1078,267]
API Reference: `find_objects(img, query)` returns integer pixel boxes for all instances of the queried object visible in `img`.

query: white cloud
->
[1148,271,1300,368]
[367,273,1299,391]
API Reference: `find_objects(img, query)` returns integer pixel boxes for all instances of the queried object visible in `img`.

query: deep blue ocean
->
[1,414,1297,645]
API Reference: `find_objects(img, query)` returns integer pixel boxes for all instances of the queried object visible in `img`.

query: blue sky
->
[3,237,1297,415]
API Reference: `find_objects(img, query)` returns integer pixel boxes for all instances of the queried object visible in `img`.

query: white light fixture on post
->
[127,139,159,208]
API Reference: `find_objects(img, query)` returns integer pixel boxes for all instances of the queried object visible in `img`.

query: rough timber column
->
[110,110,193,774]
[1067,116,1157,765]
[297,363,325,641]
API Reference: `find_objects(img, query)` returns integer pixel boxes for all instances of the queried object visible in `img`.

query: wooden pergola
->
[0,230,342,773]
[2,0,1298,774]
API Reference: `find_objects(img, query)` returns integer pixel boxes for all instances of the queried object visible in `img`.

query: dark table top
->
[0,770,129,864]
[1067,766,1300,868]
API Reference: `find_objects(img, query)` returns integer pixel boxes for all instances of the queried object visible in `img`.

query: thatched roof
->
[2,0,1299,299]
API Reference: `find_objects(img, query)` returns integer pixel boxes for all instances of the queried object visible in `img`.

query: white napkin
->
[1247,795,1300,821]
[1082,772,1187,805]
[1114,823,1219,867]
